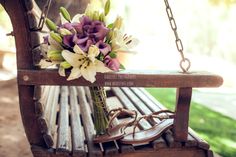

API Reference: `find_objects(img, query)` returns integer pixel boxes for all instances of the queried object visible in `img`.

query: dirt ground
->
[0,79,32,157]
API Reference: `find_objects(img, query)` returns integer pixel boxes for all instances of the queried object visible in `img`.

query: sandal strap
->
[107,108,137,135]
[132,110,175,137]
[151,110,175,120]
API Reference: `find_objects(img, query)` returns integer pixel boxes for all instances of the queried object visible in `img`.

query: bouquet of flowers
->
[40,0,137,135]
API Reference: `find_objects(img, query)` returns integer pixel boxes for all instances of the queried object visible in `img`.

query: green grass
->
[146,88,236,157]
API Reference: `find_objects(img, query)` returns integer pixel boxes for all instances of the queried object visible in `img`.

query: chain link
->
[34,0,52,31]
[164,0,191,72]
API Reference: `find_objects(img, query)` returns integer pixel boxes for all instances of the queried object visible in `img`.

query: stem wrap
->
[89,86,109,135]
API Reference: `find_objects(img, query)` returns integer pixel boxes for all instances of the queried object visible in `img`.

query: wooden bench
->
[31,85,218,157]
[1,0,223,156]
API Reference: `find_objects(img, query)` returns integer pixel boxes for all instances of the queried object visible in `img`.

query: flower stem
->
[89,86,109,135]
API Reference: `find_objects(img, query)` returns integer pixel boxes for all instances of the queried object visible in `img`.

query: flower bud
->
[113,16,122,30]
[60,61,72,69]
[93,11,100,21]
[104,0,111,16]
[99,13,105,22]
[47,50,64,61]
[45,18,57,31]
[59,28,72,36]
[50,32,62,43]
[60,7,71,22]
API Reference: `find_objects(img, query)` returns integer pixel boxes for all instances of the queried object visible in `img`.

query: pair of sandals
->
[93,108,175,150]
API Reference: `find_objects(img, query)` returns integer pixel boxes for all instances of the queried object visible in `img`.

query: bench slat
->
[39,86,59,147]
[69,86,87,156]
[57,86,70,152]
[84,87,94,113]
[18,70,223,88]
[38,86,56,133]
[77,87,103,157]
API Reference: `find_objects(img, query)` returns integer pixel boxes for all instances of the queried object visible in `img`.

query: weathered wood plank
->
[18,69,223,87]
[41,86,60,147]
[38,86,56,133]
[57,86,70,153]
[69,86,87,157]
[121,87,152,115]
[173,88,192,142]
[77,87,102,157]
[84,86,93,113]
[37,86,50,114]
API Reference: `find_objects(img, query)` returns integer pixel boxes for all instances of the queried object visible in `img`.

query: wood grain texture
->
[57,86,70,152]
[77,87,102,157]
[18,69,223,87]
[69,86,86,156]
[3,0,44,146]
[174,88,192,142]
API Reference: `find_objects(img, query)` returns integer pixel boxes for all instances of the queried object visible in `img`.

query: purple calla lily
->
[96,41,111,56]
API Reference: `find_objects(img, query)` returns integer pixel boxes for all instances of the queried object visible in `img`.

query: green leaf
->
[109,51,117,58]
[60,7,71,22]
[104,0,111,16]
[119,63,125,70]
[107,23,114,29]
[45,18,57,31]
[98,53,105,60]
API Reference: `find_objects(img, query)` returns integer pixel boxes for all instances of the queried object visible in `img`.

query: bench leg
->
[173,87,192,142]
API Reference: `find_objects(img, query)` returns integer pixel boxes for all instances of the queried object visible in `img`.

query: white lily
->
[111,29,139,53]
[62,45,111,82]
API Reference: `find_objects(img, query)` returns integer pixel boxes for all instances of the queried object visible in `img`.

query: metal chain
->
[34,0,52,31]
[164,0,191,73]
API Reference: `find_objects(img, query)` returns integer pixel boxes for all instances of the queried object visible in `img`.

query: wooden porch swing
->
[1,0,223,156]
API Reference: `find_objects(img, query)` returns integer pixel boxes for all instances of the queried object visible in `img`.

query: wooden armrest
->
[18,69,223,87]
